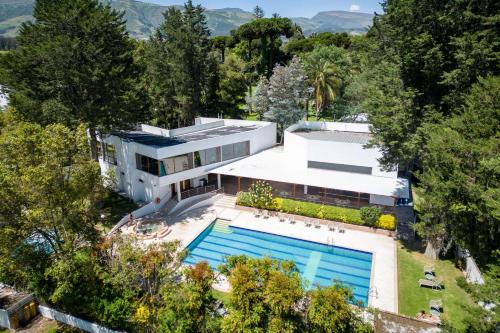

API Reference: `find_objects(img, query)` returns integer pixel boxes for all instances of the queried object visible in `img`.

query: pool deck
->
[216,207,397,313]
[122,201,397,313]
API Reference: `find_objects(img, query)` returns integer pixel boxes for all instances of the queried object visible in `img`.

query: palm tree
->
[310,62,342,119]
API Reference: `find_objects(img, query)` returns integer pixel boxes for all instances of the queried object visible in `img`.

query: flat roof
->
[118,131,187,148]
[294,130,372,144]
[118,124,261,148]
[211,147,409,197]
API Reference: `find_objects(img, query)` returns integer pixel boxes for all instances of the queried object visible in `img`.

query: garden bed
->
[236,191,396,231]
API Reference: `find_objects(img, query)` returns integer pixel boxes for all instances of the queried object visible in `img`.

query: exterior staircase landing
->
[215,195,236,209]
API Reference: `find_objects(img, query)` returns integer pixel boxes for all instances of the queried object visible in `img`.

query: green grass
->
[97,190,138,233]
[397,242,474,330]
[212,289,231,306]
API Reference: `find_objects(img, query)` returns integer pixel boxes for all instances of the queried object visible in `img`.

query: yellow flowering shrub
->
[376,214,396,230]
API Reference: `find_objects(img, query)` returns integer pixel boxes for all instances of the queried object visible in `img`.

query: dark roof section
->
[117,131,187,148]
[177,125,260,141]
[116,125,261,148]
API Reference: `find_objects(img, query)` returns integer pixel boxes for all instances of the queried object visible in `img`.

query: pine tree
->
[1,0,144,160]
[144,0,218,127]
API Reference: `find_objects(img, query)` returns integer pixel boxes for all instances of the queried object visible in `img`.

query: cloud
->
[349,4,361,12]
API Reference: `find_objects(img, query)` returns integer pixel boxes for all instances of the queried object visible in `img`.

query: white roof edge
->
[210,148,409,198]
[285,121,371,134]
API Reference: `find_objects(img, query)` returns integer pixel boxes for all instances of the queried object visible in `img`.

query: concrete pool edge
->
[173,206,396,312]
[184,218,374,306]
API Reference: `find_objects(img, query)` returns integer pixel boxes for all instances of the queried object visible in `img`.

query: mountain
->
[0,0,373,39]
[292,11,374,36]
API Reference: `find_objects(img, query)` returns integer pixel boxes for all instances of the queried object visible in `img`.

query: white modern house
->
[211,121,409,208]
[98,117,276,204]
[100,118,409,209]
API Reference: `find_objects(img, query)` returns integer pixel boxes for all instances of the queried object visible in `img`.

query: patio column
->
[176,181,181,202]
[293,184,296,197]
[323,188,326,202]
[304,185,308,195]
[358,192,361,207]
[237,177,241,192]
[217,174,221,189]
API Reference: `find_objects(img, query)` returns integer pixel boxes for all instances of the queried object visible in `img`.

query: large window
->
[136,153,160,176]
[100,143,117,165]
[194,147,220,167]
[221,141,249,161]
[307,161,372,175]
[164,154,192,174]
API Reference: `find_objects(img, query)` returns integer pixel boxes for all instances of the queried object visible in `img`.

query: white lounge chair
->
[419,278,442,290]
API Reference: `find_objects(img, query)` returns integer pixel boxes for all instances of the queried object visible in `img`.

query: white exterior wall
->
[284,122,397,179]
[100,119,276,203]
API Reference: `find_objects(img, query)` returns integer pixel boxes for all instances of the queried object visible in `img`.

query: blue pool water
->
[184,221,373,305]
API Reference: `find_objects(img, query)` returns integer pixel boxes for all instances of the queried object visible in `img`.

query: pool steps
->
[212,219,232,234]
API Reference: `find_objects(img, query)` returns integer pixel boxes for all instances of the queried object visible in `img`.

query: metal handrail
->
[180,185,220,200]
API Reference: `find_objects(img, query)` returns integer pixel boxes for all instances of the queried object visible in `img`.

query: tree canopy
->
[0,0,144,159]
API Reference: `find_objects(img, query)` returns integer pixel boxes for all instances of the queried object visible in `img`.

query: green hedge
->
[236,191,396,230]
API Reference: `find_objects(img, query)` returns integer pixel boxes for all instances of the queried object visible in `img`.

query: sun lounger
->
[429,299,442,317]
[328,222,335,231]
[314,220,321,229]
[279,213,286,222]
[288,217,296,224]
[419,278,442,290]
[305,219,312,227]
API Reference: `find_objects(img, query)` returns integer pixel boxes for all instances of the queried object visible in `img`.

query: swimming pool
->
[184,220,373,305]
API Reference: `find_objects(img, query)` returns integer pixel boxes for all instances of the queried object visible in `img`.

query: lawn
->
[212,289,231,306]
[397,241,474,330]
[96,190,138,233]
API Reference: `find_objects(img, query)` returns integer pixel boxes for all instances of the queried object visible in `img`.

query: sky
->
[145,0,383,18]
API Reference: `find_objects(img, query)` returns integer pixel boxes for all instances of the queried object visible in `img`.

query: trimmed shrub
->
[236,191,251,206]
[376,214,397,230]
[360,206,381,227]
[236,192,396,230]
[279,198,362,224]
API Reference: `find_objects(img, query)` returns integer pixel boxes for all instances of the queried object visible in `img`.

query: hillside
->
[0,0,373,39]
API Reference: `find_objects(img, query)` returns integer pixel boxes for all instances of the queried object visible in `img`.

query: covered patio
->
[218,175,370,209]
[210,147,409,209]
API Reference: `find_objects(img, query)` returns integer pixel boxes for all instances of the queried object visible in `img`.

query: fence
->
[38,306,122,333]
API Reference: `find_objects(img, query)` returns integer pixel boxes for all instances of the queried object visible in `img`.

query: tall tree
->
[367,0,500,170]
[302,45,352,119]
[217,53,248,118]
[253,5,265,19]
[247,76,270,120]
[0,119,103,296]
[415,76,499,259]
[144,0,218,127]
[265,56,307,141]
[233,18,297,79]
[219,256,304,332]
[159,262,221,332]
[0,0,144,160]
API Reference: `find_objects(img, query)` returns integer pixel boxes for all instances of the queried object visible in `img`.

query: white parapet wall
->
[39,306,122,333]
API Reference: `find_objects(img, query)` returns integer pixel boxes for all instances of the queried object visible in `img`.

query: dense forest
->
[0,0,498,332]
